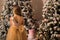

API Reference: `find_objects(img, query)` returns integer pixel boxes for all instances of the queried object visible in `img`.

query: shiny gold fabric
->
[6,16,27,40]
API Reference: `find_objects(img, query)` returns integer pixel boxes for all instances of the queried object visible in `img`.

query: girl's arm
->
[10,17,19,27]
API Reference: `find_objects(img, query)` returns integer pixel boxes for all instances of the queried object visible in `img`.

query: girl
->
[6,5,27,40]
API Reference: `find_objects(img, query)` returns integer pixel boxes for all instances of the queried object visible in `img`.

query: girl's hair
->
[13,5,21,16]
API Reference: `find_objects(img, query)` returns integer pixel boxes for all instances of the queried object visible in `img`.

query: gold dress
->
[6,16,27,40]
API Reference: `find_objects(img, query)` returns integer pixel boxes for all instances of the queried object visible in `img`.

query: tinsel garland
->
[39,0,60,40]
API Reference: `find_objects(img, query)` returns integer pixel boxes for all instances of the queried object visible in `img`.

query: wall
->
[0,0,6,13]
[31,0,43,23]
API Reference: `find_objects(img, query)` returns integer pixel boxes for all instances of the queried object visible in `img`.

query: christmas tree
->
[39,0,60,40]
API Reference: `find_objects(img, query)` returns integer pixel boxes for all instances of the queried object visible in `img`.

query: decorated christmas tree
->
[39,0,60,40]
